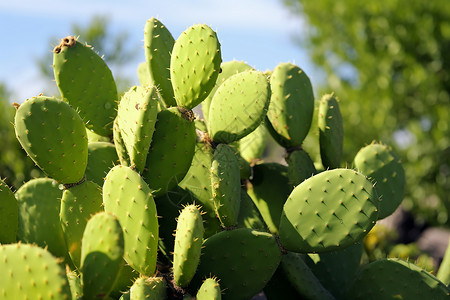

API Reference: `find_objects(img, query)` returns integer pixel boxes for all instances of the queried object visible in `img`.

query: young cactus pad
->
[103,165,159,276]
[130,276,167,300]
[208,70,271,144]
[279,168,379,253]
[14,96,88,184]
[354,142,406,219]
[81,212,124,299]
[211,144,241,227]
[171,24,222,110]
[196,277,222,300]
[53,36,118,136]
[173,204,205,287]
[144,17,176,107]
[0,243,71,299]
[266,63,315,148]
[318,93,344,169]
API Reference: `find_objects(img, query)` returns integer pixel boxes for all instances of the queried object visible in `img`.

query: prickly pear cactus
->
[130,276,167,300]
[354,142,406,219]
[210,144,241,227]
[117,85,159,173]
[173,204,204,287]
[144,17,176,107]
[0,243,72,299]
[171,24,222,110]
[196,277,222,300]
[318,93,343,169]
[81,212,124,299]
[53,36,118,136]
[208,70,271,144]
[103,165,159,276]
[14,96,88,184]
[266,62,315,148]
[279,169,379,253]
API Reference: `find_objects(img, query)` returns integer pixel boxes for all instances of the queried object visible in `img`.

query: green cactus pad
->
[103,165,159,276]
[171,24,222,110]
[202,60,254,123]
[113,117,130,167]
[173,204,205,287]
[117,85,159,173]
[196,277,222,300]
[81,212,124,299]
[60,180,103,268]
[130,276,167,300]
[14,96,88,184]
[281,252,336,300]
[109,263,139,299]
[347,258,449,299]
[237,189,267,232]
[143,107,196,197]
[247,163,293,234]
[53,36,118,136]
[266,63,315,148]
[305,242,363,299]
[144,18,176,107]
[16,178,69,261]
[0,178,18,243]
[195,228,282,300]
[211,144,241,227]
[0,243,71,299]
[286,149,317,186]
[279,168,379,253]
[237,124,268,164]
[208,70,271,144]
[318,93,343,169]
[85,141,119,186]
[354,142,406,219]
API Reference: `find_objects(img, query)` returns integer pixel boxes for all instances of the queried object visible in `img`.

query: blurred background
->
[0,0,448,270]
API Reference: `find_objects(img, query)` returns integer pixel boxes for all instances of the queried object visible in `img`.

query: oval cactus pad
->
[208,70,271,144]
[15,96,88,184]
[171,24,222,110]
[53,36,118,137]
[279,168,379,253]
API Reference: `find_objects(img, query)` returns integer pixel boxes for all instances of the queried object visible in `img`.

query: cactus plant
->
[2,16,441,300]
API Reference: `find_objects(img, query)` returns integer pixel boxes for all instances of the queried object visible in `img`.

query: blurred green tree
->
[284,0,450,225]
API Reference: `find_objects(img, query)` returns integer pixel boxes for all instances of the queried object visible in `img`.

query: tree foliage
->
[284,0,450,225]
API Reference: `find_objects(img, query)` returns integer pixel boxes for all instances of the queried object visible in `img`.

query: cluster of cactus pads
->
[1,17,449,300]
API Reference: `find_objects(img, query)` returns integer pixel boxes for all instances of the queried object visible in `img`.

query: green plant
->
[0,17,448,300]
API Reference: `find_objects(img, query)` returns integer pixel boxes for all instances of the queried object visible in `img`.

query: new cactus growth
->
[2,16,438,300]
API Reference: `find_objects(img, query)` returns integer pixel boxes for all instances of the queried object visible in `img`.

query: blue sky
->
[0,0,321,103]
